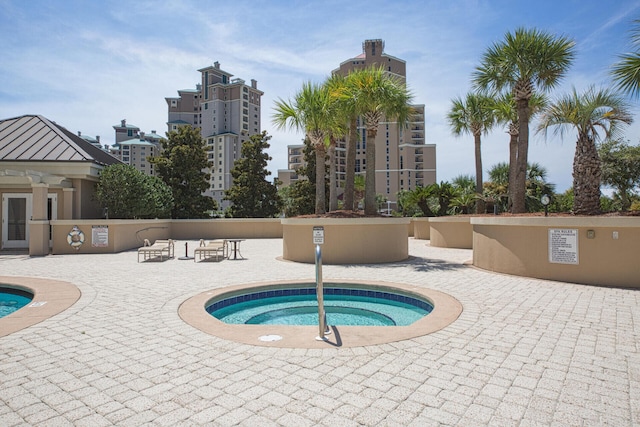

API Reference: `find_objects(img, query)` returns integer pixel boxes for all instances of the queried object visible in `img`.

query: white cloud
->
[2,0,640,194]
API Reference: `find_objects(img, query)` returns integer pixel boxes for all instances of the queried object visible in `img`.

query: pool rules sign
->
[548,228,578,264]
[313,226,324,245]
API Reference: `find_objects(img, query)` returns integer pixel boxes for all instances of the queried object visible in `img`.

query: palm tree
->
[447,92,496,213]
[273,81,340,214]
[611,19,640,98]
[474,27,576,213]
[334,67,414,215]
[492,92,547,211]
[326,73,358,211]
[537,86,633,215]
[324,74,350,211]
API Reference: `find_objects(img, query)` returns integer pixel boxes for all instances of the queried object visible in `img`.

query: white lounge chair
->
[194,239,227,262]
[137,239,174,262]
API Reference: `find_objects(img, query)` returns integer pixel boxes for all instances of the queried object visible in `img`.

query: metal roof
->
[0,115,121,166]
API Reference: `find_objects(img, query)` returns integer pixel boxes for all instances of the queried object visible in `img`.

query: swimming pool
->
[206,284,434,326]
[0,287,33,318]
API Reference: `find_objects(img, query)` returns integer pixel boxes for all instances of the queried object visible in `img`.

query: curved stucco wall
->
[282,218,410,264]
[429,217,472,249]
[413,218,431,240]
[472,217,640,288]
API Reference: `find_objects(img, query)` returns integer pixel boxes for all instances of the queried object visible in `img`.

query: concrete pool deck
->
[0,238,638,426]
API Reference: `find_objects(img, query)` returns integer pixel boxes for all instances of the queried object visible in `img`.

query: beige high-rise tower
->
[166,62,263,210]
[278,39,436,213]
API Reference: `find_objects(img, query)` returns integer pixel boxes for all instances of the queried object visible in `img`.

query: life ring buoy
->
[67,226,85,249]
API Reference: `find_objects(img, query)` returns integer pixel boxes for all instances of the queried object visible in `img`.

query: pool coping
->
[0,276,81,338]
[179,279,463,348]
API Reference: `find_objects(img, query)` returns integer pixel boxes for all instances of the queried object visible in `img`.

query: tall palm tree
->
[334,67,414,215]
[474,27,576,213]
[447,92,496,213]
[272,81,340,214]
[537,86,633,215]
[492,92,547,211]
[324,74,350,211]
[611,19,640,98]
[326,73,358,211]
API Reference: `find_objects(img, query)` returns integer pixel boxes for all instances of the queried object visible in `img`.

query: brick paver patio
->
[1,238,638,426]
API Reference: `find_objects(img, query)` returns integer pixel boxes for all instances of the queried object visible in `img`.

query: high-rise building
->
[109,119,163,177]
[278,39,436,213]
[166,62,263,209]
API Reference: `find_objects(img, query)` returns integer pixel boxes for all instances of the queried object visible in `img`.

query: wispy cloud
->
[1,0,640,192]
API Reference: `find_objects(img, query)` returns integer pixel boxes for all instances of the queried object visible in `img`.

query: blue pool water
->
[0,288,33,318]
[207,286,433,326]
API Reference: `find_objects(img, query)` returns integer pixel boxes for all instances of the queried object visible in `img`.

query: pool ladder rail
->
[315,244,331,341]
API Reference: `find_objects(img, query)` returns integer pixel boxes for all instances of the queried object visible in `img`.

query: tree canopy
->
[149,126,217,218]
[473,27,575,213]
[537,86,632,214]
[599,138,640,210]
[95,164,173,219]
[225,131,282,218]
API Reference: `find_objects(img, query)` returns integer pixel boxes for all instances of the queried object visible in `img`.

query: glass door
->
[2,194,32,249]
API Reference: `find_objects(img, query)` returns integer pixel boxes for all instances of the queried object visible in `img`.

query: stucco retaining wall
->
[472,217,640,288]
[282,218,410,264]
[429,216,472,249]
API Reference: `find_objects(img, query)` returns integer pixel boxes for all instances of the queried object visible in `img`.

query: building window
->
[127,130,133,137]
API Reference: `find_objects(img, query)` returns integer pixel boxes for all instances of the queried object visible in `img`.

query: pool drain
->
[258,335,282,342]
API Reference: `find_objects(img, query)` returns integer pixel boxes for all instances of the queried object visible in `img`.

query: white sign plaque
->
[92,225,109,247]
[548,228,578,265]
[313,226,324,245]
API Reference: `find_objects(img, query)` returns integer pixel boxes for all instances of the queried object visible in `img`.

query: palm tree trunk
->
[573,135,601,215]
[513,97,530,213]
[474,133,484,214]
[315,143,327,214]
[507,122,518,212]
[328,136,338,211]
[344,116,357,211]
[364,127,378,215]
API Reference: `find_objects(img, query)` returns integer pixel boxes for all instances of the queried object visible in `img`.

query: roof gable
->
[0,115,121,166]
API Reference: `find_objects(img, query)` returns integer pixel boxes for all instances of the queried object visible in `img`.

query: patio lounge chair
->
[194,239,228,262]
[137,239,174,262]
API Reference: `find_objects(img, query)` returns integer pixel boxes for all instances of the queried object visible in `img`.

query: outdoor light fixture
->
[541,194,550,217]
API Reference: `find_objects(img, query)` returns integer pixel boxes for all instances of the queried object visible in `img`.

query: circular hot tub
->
[180,280,462,348]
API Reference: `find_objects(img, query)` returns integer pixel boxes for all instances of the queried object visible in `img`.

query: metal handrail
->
[315,244,328,340]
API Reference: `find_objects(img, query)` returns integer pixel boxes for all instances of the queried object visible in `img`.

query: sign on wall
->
[92,225,109,247]
[313,226,324,245]
[548,228,578,265]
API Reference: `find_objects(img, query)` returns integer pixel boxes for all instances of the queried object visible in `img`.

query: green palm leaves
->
[272,82,341,214]
[447,93,495,213]
[274,66,413,216]
[474,27,576,213]
[332,67,414,215]
[612,19,640,98]
[537,86,633,214]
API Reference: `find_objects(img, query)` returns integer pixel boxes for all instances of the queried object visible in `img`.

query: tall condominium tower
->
[278,39,436,212]
[166,61,263,210]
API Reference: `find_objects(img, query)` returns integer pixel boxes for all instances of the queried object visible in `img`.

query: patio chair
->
[194,239,228,262]
[137,239,174,262]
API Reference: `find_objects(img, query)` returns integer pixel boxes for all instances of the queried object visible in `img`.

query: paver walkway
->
[1,238,638,426]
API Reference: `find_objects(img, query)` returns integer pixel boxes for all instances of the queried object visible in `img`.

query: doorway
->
[2,193,57,249]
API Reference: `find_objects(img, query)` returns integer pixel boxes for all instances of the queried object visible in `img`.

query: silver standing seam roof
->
[0,114,121,166]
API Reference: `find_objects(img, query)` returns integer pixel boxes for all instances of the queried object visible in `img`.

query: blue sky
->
[2,0,640,193]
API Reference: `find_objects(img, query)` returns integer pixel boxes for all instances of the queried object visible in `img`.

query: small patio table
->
[228,239,245,260]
